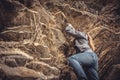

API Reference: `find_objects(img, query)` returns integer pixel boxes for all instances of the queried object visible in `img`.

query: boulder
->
[0,64,46,80]
[107,64,120,80]
[26,61,60,75]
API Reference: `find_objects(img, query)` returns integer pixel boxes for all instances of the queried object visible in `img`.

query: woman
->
[65,23,99,80]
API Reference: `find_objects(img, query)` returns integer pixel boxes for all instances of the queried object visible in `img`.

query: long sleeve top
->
[65,24,93,53]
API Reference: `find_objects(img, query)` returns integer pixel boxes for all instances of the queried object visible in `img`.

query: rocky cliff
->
[0,0,120,80]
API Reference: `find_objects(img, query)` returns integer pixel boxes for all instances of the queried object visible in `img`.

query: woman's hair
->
[77,28,84,32]
[87,34,95,51]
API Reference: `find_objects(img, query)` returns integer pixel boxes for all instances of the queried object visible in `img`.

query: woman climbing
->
[65,23,99,80]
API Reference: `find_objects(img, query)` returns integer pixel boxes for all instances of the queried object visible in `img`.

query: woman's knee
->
[69,54,77,59]
[67,56,77,65]
[68,56,73,62]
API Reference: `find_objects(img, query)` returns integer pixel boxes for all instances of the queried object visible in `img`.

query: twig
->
[27,8,38,14]
[102,25,120,34]
[32,13,37,42]
[87,26,120,35]
[54,11,66,18]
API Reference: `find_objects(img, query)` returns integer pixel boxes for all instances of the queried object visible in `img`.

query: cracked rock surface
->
[0,0,120,80]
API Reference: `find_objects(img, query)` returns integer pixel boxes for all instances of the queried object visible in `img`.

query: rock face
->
[0,0,120,80]
[106,64,120,80]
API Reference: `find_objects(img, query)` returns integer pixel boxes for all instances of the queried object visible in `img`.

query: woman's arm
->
[87,34,95,51]
[65,24,87,39]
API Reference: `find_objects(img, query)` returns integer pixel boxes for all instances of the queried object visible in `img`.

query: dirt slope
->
[0,0,120,80]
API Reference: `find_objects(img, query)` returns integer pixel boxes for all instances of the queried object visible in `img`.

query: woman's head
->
[78,28,83,32]
[77,27,84,32]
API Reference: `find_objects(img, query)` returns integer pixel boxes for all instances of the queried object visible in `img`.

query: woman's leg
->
[86,67,99,80]
[68,52,95,80]
[68,57,88,80]
[87,53,99,80]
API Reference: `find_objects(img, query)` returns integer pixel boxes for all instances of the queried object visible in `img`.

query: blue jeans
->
[68,52,99,80]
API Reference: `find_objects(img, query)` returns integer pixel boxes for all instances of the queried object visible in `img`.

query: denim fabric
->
[68,52,99,80]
